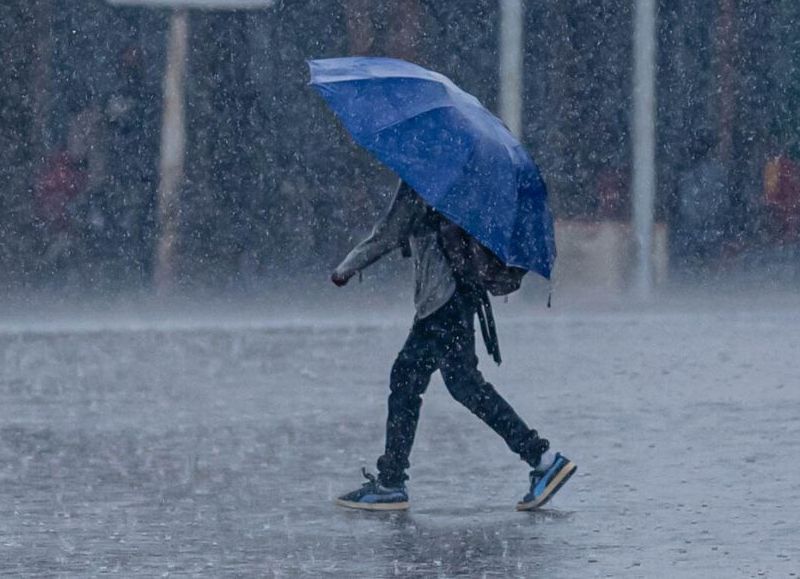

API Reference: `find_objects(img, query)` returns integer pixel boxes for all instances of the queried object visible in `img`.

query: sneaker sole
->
[335,498,410,511]
[516,461,577,511]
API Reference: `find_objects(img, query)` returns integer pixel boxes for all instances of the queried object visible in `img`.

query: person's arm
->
[332,181,416,285]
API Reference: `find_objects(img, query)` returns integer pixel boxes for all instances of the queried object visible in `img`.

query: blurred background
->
[1,0,799,299]
[4,5,800,575]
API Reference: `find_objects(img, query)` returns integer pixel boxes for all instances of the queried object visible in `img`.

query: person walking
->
[331,180,576,511]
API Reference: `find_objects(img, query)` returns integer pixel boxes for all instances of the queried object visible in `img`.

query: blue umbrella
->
[308,56,556,279]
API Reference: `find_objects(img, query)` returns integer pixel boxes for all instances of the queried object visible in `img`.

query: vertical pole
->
[632,0,657,297]
[344,0,375,56]
[716,0,735,164]
[499,0,524,137]
[387,0,422,62]
[31,0,53,161]
[154,9,188,291]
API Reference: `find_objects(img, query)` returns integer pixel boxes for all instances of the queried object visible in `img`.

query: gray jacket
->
[334,181,456,319]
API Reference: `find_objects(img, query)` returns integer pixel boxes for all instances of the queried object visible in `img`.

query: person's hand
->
[331,270,353,287]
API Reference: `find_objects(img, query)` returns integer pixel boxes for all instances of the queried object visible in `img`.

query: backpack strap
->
[433,218,503,366]
[476,288,502,365]
[400,238,412,258]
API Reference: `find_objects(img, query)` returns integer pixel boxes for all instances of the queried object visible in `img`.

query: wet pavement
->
[1,298,799,577]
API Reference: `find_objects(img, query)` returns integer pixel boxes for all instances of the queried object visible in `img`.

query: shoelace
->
[361,467,379,487]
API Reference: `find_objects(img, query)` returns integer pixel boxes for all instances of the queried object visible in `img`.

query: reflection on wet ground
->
[1,307,799,576]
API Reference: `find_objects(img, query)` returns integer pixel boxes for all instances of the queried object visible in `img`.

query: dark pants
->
[376,289,549,487]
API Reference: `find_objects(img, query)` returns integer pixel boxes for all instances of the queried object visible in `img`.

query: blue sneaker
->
[517,453,576,511]
[336,469,409,511]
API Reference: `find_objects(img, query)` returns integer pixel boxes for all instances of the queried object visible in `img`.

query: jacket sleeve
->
[334,181,416,277]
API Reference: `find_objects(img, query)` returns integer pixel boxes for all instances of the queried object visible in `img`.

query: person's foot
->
[336,469,409,511]
[516,452,576,511]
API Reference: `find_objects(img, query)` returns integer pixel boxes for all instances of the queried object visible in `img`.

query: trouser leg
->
[440,297,549,467]
[376,316,441,487]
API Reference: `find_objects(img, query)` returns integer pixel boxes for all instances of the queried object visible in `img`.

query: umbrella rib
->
[371,104,456,134]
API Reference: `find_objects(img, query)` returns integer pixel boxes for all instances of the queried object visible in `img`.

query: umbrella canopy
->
[308,56,556,279]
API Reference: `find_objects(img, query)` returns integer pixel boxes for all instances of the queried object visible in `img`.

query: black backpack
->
[437,218,522,365]
[437,219,527,297]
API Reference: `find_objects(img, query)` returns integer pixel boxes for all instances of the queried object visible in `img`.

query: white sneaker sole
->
[335,498,410,511]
